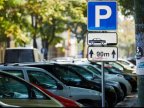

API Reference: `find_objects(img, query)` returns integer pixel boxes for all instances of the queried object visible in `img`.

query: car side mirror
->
[57,83,63,90]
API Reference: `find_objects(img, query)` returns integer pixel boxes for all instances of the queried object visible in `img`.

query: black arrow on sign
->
[112,50,116,58]
[89,49,94,58]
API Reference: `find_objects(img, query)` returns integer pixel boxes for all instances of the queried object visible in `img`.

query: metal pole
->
[135,0,144,107]
[101,62,105,107]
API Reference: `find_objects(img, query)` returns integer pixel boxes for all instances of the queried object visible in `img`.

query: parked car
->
[118,58,136,69]
[4,47,42,64]
[50,58,133,96]
[93,62,137,91]
[62,63,124,102]
[0,101,20,107]
[127,57,136,65]
[101,64,137,92]
[50,58,136,93]
[18,63,118,107]
[106,61,136,74]
[92,60,136,78]
[72,61,132,96]
[33,84,83,107]
[0,66,102,107]
[0,71,63,107]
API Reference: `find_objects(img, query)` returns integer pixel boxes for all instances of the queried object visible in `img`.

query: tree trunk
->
[42,39,48,60]
[6,37,10,48]
[33,35,37,48]
[32,15,37,48]
[82,34,86,58]
[135,0,144,107]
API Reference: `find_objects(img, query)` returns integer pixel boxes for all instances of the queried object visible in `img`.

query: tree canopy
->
[0,0,135,59]
[0,0,87,47]
[117,0,134,16]
[0,0,134,45]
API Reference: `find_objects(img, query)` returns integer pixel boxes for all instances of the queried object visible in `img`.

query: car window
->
[92,63,101,69]
[27,70,57,89]
[91,65,109,74]
[68,65,94,80]
[2,70,24,78]
[0,75,28,99]
[31,87,48,99]
[83,65,101,75]
[54,66,82,84]
[28,65,54,73]
[105,67,117,74]
[109,62,124,71]
[118,60,130,66]
[0,74,49,100]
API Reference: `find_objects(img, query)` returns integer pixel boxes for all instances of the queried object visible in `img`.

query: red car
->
[32,84,82,107]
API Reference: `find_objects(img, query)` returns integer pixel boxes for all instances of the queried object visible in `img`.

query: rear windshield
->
[4,49,34,63]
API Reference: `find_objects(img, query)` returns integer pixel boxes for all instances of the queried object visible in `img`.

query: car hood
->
[105,73,124,79]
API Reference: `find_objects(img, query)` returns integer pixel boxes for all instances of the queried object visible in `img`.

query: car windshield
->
[53,66,82,85]
[108,62,124,71]
[118,60,130,66]
[68,65,94,80]
[82,65,101,76]
[106,66,123,74]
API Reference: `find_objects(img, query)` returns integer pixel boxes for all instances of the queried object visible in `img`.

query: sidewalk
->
[115,92,138,107]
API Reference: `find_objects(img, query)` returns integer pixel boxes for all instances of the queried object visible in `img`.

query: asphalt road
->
[115,92,138,107]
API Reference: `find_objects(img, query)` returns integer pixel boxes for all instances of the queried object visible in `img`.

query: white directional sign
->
[88,46,118,61]
[87,32,117,45]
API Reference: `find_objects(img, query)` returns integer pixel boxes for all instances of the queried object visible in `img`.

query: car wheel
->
[77,100,99,107]
[119,83,127,97]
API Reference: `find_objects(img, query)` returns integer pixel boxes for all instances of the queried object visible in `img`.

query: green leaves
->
[0,0,87,47]
[117,0,134,16]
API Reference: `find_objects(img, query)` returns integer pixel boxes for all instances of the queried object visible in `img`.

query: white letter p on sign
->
[95,5,112,27]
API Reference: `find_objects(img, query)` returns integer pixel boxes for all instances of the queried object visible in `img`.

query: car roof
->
[14,61,53,65]
[0,65,48,71]
[6,47,37,50]
[0,64,65,84]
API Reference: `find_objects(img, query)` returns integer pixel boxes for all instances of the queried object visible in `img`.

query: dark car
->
[104,65,137,92]
[21,63,118,107]
[65,64,124,102]
[92,63,137,92]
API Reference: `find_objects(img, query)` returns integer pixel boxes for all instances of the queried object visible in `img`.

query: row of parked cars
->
[0,57,137,107]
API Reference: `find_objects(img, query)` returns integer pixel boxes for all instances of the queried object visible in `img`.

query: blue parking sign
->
[88,1,117,31]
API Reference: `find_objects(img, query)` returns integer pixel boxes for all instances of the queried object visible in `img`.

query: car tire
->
[77,99,108,107]
[119,83,127,97]
[77,100,99,107]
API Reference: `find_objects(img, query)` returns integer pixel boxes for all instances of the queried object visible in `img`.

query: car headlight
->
[132,70,136,74]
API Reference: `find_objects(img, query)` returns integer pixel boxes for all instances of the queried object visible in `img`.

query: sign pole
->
[87,1,117,107]
[101,61,105,107]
